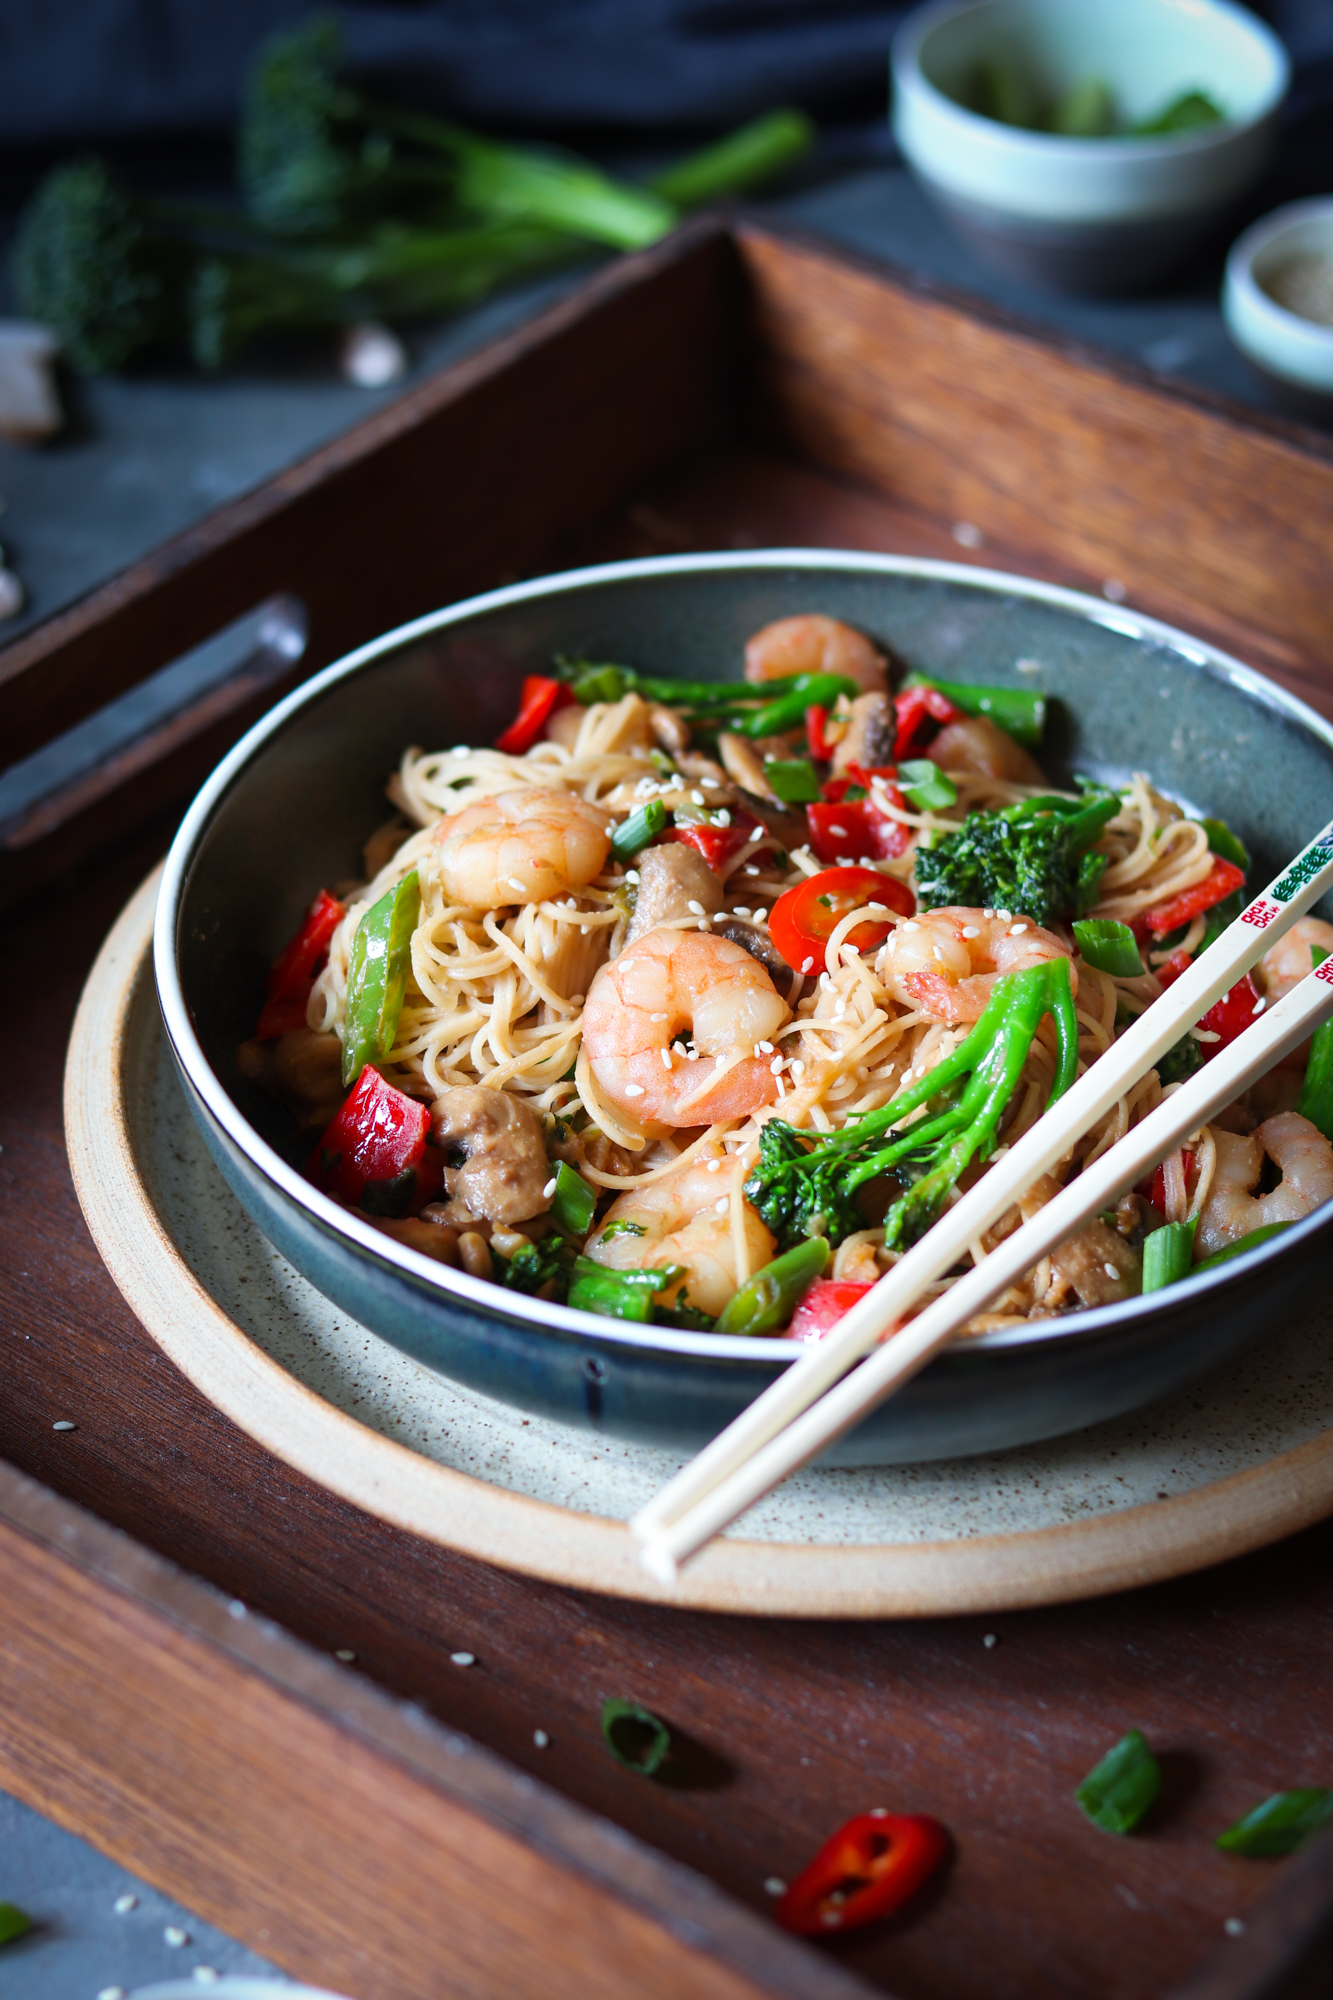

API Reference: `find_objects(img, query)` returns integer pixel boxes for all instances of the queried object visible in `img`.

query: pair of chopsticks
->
[633,817,1333,1580]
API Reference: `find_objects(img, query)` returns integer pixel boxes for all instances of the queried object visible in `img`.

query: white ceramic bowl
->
[892,0,1290,293]
[1223,197,1333,412]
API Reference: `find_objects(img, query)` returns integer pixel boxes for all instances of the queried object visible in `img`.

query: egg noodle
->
[308,691,1217,1329]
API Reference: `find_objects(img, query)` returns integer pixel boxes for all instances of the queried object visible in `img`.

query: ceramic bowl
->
[155,550,1333,1466]
[1223,198,1333,417]
[891,0,1289,294]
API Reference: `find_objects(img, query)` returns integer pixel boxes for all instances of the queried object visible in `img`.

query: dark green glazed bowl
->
[154,552,1333,1465]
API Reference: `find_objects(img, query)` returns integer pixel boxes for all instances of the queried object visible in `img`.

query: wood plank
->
[736,225,1333,687]
[0,1460,864,2000]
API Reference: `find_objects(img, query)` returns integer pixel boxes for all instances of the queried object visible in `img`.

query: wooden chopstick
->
[639,950,1333,1577]
[632,815,1333,1569]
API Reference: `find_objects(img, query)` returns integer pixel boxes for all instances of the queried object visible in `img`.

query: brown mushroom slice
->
[830,692,896,776]
[430,1085,553,1229]
[931,714,1046,785]
[712,917,794,986]
[624,843,724,948]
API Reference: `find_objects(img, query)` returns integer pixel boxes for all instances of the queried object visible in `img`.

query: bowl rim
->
[891,0,1290,158]
[155,547,1333,1366]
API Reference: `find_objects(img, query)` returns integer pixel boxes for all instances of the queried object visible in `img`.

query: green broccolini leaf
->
[494,1234,577,1297]
[745,960,1079,1253]
[1156,1032,1204,1088]
[914,785,1119,928]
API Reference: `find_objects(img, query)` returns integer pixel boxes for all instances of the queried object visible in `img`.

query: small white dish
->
[892,0,1290,293]
[1223,197,1333,412]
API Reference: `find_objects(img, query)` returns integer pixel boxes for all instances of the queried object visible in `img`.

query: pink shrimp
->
[743,615,887,693]
[880,906,1076,1026]
[581,926,791,1127]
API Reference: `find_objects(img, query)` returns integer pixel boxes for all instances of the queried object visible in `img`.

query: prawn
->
[1258,916,1333,1003]
[880,906,1076,1026]
[432,786,610,908]
[581,925,791,1126]
[744,615,887,693]
[929,713,1045,785]
[585,1153,775,1318]
[1194,1111,1333,1259]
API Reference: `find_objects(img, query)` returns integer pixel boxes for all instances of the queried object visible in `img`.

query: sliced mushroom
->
[718,731,779,803]
[624,842,724,947]
[1020,1175,1140,1306]
[831,692,896,776]
[712,917,793,985]
[430,1085,553,1227]
[648,702,692,755]
[368,1215,461,1264]
[930,714,1045,785]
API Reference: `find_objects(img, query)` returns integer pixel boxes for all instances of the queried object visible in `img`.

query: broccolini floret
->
[745,959,1079,1253]
[914,785,1120,929]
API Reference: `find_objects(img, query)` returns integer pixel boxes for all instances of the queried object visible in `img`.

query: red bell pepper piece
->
[309,1065,442,1216]
[820,763,899,805]
[1140,1148,1195,1218]
[790,1278,875,1342]
[495,674,572,755]
[1153,948,1193,990]
[1140,857,1245,938]
[806,704,833,762]
[893,685,962,761]
[807,791,910,865]
[769,866,914,974]
[666,806,770,875]
[1198,972,1264,1053]
[777,1810,949,1936]
[256,888,345,1040]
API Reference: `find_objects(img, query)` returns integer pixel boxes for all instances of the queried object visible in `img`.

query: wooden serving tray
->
[5,217,1333,1999]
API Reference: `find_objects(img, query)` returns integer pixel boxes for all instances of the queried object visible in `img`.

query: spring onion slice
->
[601,1697,673,1776]
[714,1235,829,1336]
[1201,818,1251,872]
[1193,1222,1295,1273]
[1142,1220,1195,1294]
[1077,1729,1161,1835]
[898,758,958,812]
[1217,1788,1333,1856]
[1073,919,1145,979]
[763,757,822,804]
[567,1257,682,1322]
[550,1160,596,1237]
[612,799,667,859]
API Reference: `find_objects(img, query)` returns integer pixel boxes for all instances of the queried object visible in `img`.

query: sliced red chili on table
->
[769,866,914,975]
[790,1278,875,1342]
[776,1810,949,1936]
[308,1065,442,1217]
[495,674,573,755]
[255,888,345,1039]
[1140,857,1245,938]
[893,684,962,761]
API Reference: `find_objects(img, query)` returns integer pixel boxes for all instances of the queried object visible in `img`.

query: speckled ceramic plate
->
[66,871,1333,1616]
[150,550,1333,1465]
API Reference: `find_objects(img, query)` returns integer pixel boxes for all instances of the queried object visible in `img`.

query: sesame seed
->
[770,1057,784,1074]
[542,1177,557,1199]
[660,1048,673,1069]
[52,1419,76,1431]
[451,1650,476,1667]
[900,919,919,932]
[733,907,751,919]
[508,877,527,893]
[996,908,1013,922]
[706,1158,721,1172]
[932,945,946,961]
[715,1198,729,1213]
[687,900,705,915]
[764,1877,787,1896]
[961,925,980,939]
[791,1059,805,1075]
[626,869,640,884]
[1252,995,1266,1014]
[744,864,760,875]
[164,1926,190,1948]
[691,789,706,805]
[829,823,847,837]
[983,1633,999,1649]
[451,744,469,756]
[335,1648,356,1663]
[776,1075,786,1096]
[801,956,814,973]
[672,1041,687,1056]
[983,908,995,919]
[533,1729,550,1748]
[834,998,847,1016]
[687,1048,700,1060]
[758,1040,774,1053]
[1104,1262,1119,1280]
[649,1011,668,1022]
[228,1600,246,1619]
[114,1894,138,1914]
[194,1970,221,1985]
[1009,922,1029,936]
[624,1083,645,1097]
[868,902,887,915]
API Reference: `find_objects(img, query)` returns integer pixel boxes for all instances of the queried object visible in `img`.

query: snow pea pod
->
[341,870,420,1087]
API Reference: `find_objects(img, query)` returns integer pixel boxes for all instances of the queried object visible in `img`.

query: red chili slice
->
[309,1065,442,1216]
[893,685,962,761]
[495,674,573,755]
[1198,972,1264,1052]
[777,1810,949,1937]
[255,888,345,1040]
[769,866,914,976]
[1140,857,1245,938]
[666,806,770,875]
[806,703,833,761]
[1153,948,1194,990]
[790,1278,875,1343]
[807,790,910,865]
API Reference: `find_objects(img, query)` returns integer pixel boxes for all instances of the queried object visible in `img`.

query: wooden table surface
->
[4,768,1333,2000]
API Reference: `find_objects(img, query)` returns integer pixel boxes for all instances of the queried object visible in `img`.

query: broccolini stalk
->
[914,785,1120,929]
[552,655,858,732]
[744,959,1079,1252]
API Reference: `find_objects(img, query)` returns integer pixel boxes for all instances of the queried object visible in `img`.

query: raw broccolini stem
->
[714,1236,830,1336]
[744,959,1079,1252]
[552,655,858,729]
